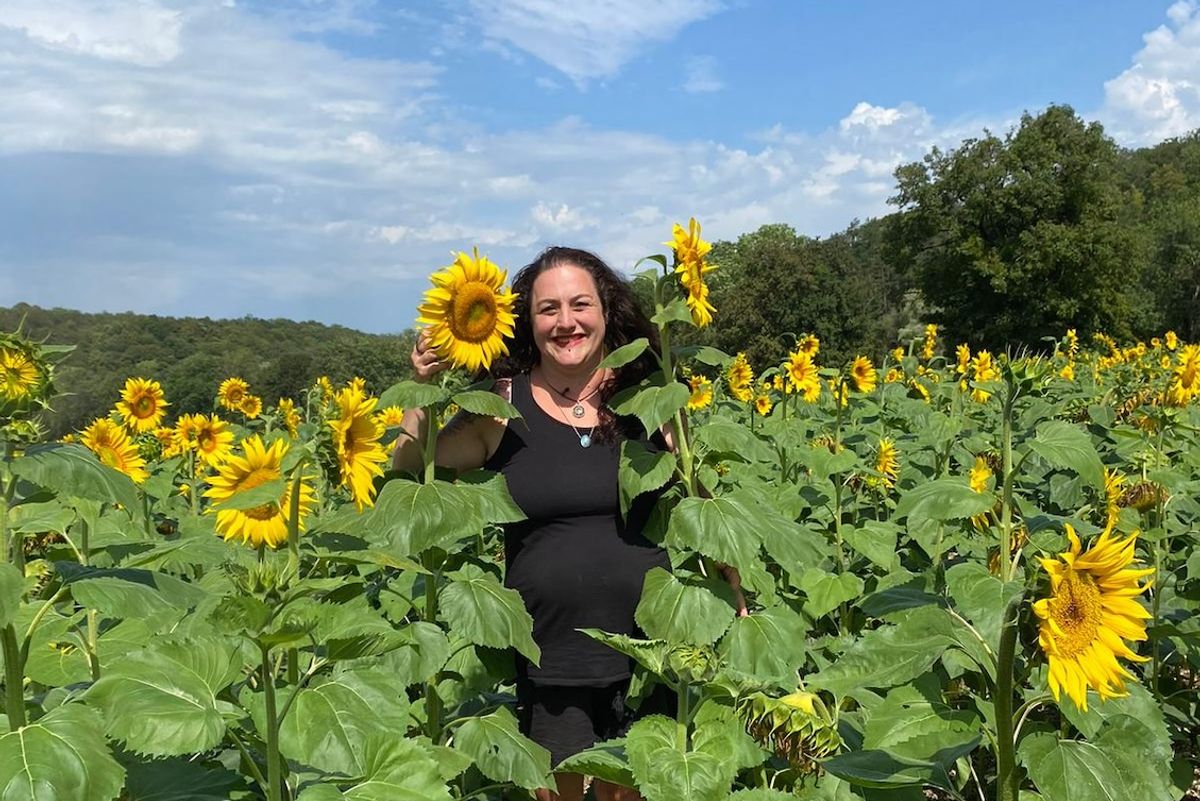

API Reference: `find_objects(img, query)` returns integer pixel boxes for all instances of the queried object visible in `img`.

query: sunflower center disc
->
[135,396,154,416]
[450,282,499,343]
[1049,568,1102,658]
[237,467,283,520]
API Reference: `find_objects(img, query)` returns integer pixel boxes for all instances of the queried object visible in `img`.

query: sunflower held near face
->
[329,386,389,511]
[418,248,518,373]
[116,377,169,433]
[1032,524,1154,711]
[668,218,717,328]
[204,436,316,549]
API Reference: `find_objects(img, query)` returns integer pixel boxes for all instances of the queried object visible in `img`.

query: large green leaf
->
[578,630,668,674]
[0,704,125,801]
[440,564,540,664]
[86,636,242,756]
[1026,420,1105,489]
[843,521,900,571]
[0,564,23,628]
[944,562,1022,653]
[451,390,522,421]
[453,706,551,789]
[719,605,807,685]
[610,379,690,435]
[383,621,452,686]
[894,479,993,535]
[121,757,244,800]
[277,669,410,775]
[618,440,676,516]
[1018,733,1127,801]
[6,500,74,535]
[377,380,449,411]
[862,693,979,761]
[365,480,481,556]
[296,737,453,801]
[69,576,186,623]
[665,495,762,571]
[800,569,864,618]
[822,747,961,791]
[10,444,140,514]
[635,568,736,646]
[626,716,729,801]
[598,337,650,370]
[557,738,636,788]
[808,608,953,698]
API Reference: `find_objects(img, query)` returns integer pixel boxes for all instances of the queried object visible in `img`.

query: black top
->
[484,372,671,686]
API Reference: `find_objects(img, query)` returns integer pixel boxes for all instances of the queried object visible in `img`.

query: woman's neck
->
[535,358,606,399]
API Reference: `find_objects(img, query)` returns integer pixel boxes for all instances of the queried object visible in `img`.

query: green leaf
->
[0,564,23,628]
[674,345,732,367]
[0,704,125,801]
[894,479,993,532]
[665,495,762,571]
[453,706,551,789]
[626,716,730,801]
[557,738,636,788]
[377,380,449,411]
[808,608,953,698]
[610,379,690,436]
[944,562,1022,653]
[121,757,244,800]
[440,564,540,664]
[1019,733,1127,801]
[86,636,241,756]
[1027,420,1105,489]
[69,576,185,622]
[7,500,74,535]
[598,338,650,370]
[652,296,694,328]
[578,630,668,674]
[862,693,979,761]
[366,480,481,556]
[618,440,676,517]
[635,568,737,646]
[822,747,962,791]
[801,569,864,618]
[11,443,141,515]
[297,737,453,801]
[719,606,807,685]
[383,622,451,686]
[277,670,411,776]
[457,470,527,526]
[210,478,285,511]
[451,390,522,421]
[843,522,900,571]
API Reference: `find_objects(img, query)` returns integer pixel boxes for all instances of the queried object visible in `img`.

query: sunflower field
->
[0,220,1198,801]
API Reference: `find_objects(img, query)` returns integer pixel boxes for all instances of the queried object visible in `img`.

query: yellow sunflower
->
[797,334,820,357]
[204,436,315,549]
[239,394,263,419]
[890,346,905,363]
[81,418,148,483]
[849,356,877,393]
[193,414,234,467]
[1164,344,1199,406]
[921,324,938,361]
[152,425,181,458]
[686,374,713,411]
[329,386,389,511]
[1065,329,1079,359]
[1059,362,1075,381]
[754,392,773,417]
[315,376,335,403]
[373,405,406,429]
[955,344,971,376]
[277,398,301,437]
[175,413,202,453]
[1032,525,1154,710]
[970,350,998,402]
[907,379,931,403]
[871,438,899,488]
[417,248,518,373]
[115,377,169,433]
[783,350,819,398]
[884,367,904,384]
[218,377,250,411]
[1165,330,1178,351]
[726,353,754,403]
[0,347,40,401]
[968,455,994,530]
[667,218,716,328]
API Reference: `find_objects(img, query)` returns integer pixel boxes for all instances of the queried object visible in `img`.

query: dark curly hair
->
[489,246,661,441]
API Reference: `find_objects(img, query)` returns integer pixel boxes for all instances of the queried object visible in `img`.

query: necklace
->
[536,368,600,448]
[552,380,603,418]
[558,407,595,449]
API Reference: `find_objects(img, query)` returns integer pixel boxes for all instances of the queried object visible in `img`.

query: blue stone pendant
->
[579,434,592,448]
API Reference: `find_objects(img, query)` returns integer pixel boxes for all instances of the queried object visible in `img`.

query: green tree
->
[887,105,1147,349]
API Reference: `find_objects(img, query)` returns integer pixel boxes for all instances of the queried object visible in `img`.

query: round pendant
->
[579,434,592,448]
[572,403,585,418]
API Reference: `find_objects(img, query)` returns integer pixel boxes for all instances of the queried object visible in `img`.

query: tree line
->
[4,104,1198,433]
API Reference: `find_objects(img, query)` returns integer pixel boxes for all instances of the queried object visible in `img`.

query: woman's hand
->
[411,331,448,383]
[719,563,749,617]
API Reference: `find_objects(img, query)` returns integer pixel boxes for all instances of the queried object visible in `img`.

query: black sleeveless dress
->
[484,373,672,686]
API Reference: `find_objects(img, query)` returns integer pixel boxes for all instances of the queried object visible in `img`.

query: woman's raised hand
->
[411,331,449,383]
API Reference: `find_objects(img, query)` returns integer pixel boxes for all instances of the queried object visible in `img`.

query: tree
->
[887,105,1147,349]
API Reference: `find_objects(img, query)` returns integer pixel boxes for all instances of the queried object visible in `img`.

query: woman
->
[394,246,738,801]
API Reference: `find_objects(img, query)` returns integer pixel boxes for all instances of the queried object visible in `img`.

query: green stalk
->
[998,383,1017,583]
[1,625,25,730]
[1149,539,1163,699]
[423,411,441,485]
[261,644,282,801]
[656,292,698,498]
[676,682,691,752]
[1,470,14,566]
[423,562,443,743]
[993,595,1022,801]
[78,516,101,680]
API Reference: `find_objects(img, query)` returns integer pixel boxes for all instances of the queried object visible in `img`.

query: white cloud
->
[1,0,185,66]
[682,56,723,94]
[466,0,723,86]
[531,202,590,232]
[1099,1,1200,145]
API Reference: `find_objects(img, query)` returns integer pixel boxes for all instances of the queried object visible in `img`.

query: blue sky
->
[2,0,1198,334]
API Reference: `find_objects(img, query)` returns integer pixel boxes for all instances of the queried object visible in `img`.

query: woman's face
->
[530,263,606,372]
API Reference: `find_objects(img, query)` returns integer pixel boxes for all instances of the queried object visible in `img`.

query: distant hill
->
[0,304,417,437]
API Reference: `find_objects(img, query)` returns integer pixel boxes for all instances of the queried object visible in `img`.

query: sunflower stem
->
[423,409,441,486]
[261,643,283,801]
[676,681,691,752]
[2,624,25,730]
[993,594,1021,801]
[999,377,1018,584]
[423,559,443,743]
[286,468,302,580]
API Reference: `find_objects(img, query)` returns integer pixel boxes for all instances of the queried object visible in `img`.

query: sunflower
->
[1101,468,1126,534]
[797,334,820,357]
[315,376,335,403]
[969,455,994,530]
[239,394,263,419]
[970,350,998,402]
[921,324,938,362]
[870,438,899,488]
[686,375,713,411]
[204,436,315,549]
[907,379,931,403]
[0,347,40,401]
[152,425,181,458]
[727,353,754,403]
[216,378,247,411]
[1164,344,1199,406]
[1059,362,1075,381]
[1065,329,1079,359]
[278,398,301,437]
[884,367,904,384]
[329,386,389,511]
[890,346,905,363]
[831,378,848,408]
[373,405,406,429]
[115,377,169,433]
[81,418,148,483]
[783,350,819,398]
[417,248,518,373]
[955,344,971,376]
[754,384,774,417]
[1165,330,1178,351]
[1032,525,1154,710]
[667,218,717,329]
[174,413,202,453]
[849,356,877,393]
[193,414,234,467]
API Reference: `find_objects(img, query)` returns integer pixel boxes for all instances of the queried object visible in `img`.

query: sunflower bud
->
[667,644,718,685]
[737,690,841,773]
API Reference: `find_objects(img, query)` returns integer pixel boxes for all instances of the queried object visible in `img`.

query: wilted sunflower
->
[204,436,315,549]
[686,374,713,411]
[727,353,754,403]
[116,377,169,433]
[667,218,717,328]
[277,398,301,437]
[329,386,389,511]
[239,394,263,419]
[849,356,877,393]
[218,378,250,411]
[193,414,234,467]
[1032,525,1154,710]
[0,347,39,401]
[417,248,518,373]
[81,418,148,483]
